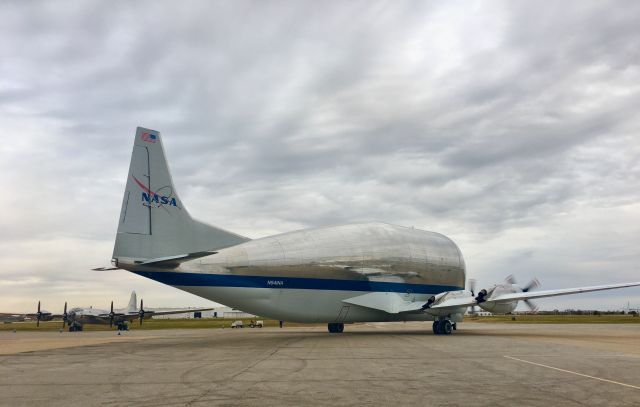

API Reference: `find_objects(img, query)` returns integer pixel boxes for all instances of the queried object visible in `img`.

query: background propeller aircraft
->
[98,127,640,336]
[0,302,55,324]
[35,291,213,331]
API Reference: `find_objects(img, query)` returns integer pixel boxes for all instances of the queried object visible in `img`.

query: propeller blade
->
[468,279,477,297]
[523,278,540,292]
[62,302,67,328]
[139,299,144,326]
[523,299,539,313]
[109,300,114,327]
[505,274,517,285]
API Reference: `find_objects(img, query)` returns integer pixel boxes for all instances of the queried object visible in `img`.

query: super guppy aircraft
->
[102,127,640,335]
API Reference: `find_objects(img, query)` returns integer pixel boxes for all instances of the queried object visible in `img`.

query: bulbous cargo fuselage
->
[138,222,466,322]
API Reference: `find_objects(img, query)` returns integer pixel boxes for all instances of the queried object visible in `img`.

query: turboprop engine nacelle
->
[478,300,518,314]
[476,283,519,314]
[474,276,540,314]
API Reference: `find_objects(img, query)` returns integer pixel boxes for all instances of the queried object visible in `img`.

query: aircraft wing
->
[343,281,640,314]
[343,292,427,314]
[136,308,215,318]
[430,281,640,309]
[0,313,29,321]
[96,312,127,318]
[428,296,477,310]
[29,313,65,318]
[94,308,214,321]
[488,281,640,303]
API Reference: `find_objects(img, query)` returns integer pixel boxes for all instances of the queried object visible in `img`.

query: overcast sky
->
[1,1,639,313]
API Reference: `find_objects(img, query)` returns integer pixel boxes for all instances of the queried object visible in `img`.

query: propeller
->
[138,299,145,326]
[507,275,540,313]
[62,302,68,328]
[522,278,540,293]
[36,301,42,327]
[467,279,480,315]
[108,301,115,327]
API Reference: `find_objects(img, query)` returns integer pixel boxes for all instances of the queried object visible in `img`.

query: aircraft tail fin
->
[112,127,249,264]
[127,291,137,313]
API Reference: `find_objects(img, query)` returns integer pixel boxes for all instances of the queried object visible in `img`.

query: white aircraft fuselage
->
[124,222,466,323]
[66,306,126,325]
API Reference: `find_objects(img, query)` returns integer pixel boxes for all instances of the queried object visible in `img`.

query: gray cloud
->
[1,0,639,312]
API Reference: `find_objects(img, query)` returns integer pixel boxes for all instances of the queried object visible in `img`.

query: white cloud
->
[0,0,638,312]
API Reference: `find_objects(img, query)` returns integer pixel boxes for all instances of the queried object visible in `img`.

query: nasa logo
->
[132,176,179,209]
[141,192,177,207]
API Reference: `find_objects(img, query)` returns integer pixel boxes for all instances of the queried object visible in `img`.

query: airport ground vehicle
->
[231,320,243,328]
[249,320,263,328]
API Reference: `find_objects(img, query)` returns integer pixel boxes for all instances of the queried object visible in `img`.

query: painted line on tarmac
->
[505,354,640,359]
[504,356,640,390]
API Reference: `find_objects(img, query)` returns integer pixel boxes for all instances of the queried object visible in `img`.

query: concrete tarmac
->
[1,323,639,406]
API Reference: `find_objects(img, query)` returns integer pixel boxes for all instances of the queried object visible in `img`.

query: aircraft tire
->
[443,320,453,335]
[432,321,439,334]
[328,323,344,333]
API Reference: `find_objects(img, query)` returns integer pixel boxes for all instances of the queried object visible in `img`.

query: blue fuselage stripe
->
[132,271,461,294]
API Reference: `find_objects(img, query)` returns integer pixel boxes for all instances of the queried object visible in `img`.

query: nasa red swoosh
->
[132,176,153,195]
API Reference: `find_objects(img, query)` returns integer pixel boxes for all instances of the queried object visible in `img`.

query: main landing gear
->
[327,323,344,333]
[68,321,83,332]
[432,319,456,335]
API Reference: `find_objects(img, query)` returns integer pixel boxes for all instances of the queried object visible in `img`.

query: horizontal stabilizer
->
[139,251,218,268]
[92,267,121,271]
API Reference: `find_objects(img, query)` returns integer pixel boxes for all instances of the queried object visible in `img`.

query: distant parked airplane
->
[97,127,640,335]
[34,291,213,331]
[0,302,54,324]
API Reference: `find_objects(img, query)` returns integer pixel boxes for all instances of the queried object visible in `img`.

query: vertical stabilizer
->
[113,127,249,263]
[127,291,137,313]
